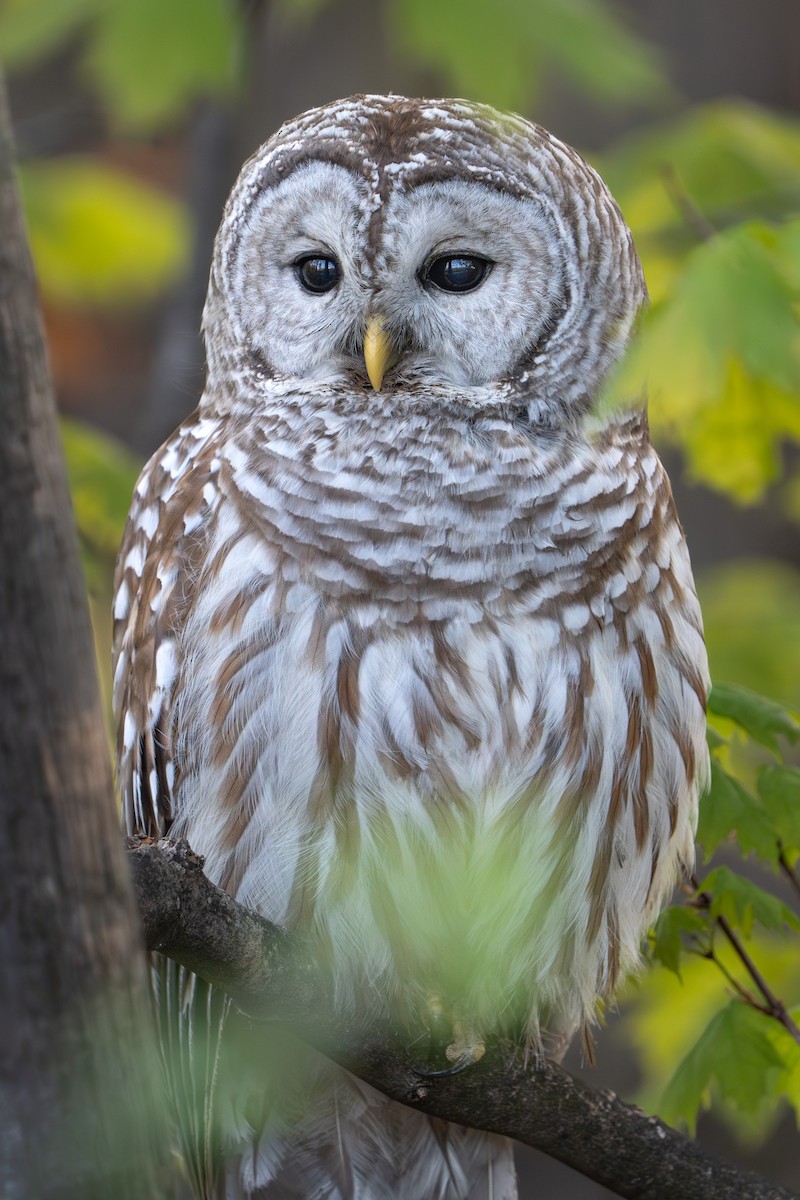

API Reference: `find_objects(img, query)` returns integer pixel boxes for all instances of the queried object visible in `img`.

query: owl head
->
[203,95,645,427]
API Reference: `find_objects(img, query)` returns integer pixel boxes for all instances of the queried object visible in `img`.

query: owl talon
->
[411,1013,485,1077]
[412,1055,475,1079]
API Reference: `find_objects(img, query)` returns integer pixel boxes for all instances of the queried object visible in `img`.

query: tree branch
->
[128,837,798,1200]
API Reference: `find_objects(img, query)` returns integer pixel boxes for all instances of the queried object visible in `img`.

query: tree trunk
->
[0,68,167,1198]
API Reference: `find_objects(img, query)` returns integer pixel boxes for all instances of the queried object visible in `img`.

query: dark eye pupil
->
[296,256,339,293]
[425,255,489,293]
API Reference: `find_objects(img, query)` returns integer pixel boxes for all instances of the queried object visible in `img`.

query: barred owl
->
[114,95,709,1199]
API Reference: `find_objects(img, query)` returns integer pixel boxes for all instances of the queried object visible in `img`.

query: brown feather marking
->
[632,724,652,850]
[656,606,675,650]
[377,715,417,781]
[625,693,642,762]
[674,726,697,786]
[603,903,621,993]
[411,687,443,752]
[209,579,270,636]
[337,639,363,725]
[586,823,614,945]
[679,655,709,712]
[425,667,482,753]
[646,831,664,903]
[562,672,586,771]
[607,762,625,830]
[633,633,658,707]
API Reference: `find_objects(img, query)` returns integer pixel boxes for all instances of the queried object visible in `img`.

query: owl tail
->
[153,958,517,1199]
[223,1057,517,1199]
[153,957,232,1200]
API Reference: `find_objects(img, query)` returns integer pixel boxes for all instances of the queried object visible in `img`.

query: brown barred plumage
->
[114,96,709,1199]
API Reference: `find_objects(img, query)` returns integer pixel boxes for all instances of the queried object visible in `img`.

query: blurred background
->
[2,0,799,1194]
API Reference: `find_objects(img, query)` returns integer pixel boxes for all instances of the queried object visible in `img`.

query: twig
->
[126,837,799,1200]
[692,874,800,1047]
[779,851,800,907]
[697,946,766,1011]
[660,164,716,242]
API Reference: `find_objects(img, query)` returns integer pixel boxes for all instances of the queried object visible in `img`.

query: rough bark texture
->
[129,836,798,1200]
[0,72,166,1199]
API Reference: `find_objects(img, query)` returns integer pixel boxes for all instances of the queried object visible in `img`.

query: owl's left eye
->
[295,255,340,293]
[423,255,491,294]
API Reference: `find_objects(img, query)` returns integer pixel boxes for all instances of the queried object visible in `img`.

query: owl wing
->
[113,414,236,1199]
[113,413,222,838]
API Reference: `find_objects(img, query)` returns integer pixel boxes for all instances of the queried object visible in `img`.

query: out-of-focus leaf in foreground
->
[391,0,666,113]
[19,158,189,306]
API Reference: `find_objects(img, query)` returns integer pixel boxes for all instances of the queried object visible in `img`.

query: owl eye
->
[295,255,340,293]
[424,255,491,294]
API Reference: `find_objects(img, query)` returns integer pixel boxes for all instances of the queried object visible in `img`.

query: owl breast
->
[142,394,708,1040]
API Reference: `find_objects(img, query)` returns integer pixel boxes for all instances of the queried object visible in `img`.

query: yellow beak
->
[364,315,392,391]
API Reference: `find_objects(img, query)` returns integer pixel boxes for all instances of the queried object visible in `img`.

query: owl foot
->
[412,1001,485,1077]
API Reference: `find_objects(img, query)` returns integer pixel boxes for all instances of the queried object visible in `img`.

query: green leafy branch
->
[645,683,800,1132]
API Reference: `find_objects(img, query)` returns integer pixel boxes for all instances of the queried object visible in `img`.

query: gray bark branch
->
[128,836,798,1200]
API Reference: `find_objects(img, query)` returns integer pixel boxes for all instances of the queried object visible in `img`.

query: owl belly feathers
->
[118,396,707,1047]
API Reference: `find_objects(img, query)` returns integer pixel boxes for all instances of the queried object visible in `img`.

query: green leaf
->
[610,222,800,504]
[660,1001,786,1133]
[701,866,799,937]
[602,101,800,246]
[708,683,800,756]
[705,725,727,751]
[758,767,800,856]
[769,1011,800,1125]
[777,216,800,293]
[651,906,707,976]
[391,0,666,113]
[697,762,779,865]
[19,158,189,307]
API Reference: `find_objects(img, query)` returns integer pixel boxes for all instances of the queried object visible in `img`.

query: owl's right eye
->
[295,255,340,294]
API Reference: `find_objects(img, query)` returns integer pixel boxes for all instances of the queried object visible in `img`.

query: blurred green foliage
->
[60,418,140,589]
[392,0,667,111]
[0,0,242,131]
[20,158,189,305]
[60,418,140,723]
[3,0,800,1163]
[616,221,800,501]
[698,560,800,709]
[600,101,800,508]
